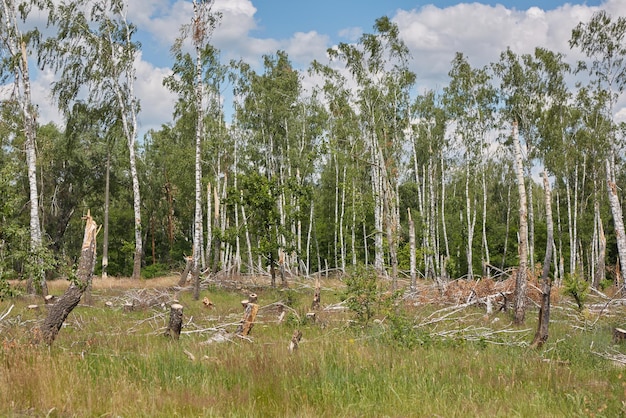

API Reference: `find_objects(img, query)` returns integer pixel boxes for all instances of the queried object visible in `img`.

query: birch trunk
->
[527,179,535,275]
[482,170,490,277]
[7,24,46,295]
[512,122,529,325]
[102,150,111,279]
[192,0,205,300]
[531,171,553,349]
[409,208,417,291]
[606,158,626,291]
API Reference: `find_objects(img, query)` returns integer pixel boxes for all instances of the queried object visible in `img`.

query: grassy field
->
[1,275,625,417]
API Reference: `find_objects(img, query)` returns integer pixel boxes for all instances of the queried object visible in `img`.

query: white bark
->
[512,122,528,324]
[2,3,45,294]
[605,159,626,291]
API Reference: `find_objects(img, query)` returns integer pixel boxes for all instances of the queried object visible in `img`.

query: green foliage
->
[563,272,590,310]
[141,263,170,279]
[343,267,378,323]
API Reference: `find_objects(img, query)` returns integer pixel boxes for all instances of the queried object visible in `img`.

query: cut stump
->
[165,303,184,340]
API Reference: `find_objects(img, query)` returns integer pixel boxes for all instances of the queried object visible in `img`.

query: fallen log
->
[37,211,98,345]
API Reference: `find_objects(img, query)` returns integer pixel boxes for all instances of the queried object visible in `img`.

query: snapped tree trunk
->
[531,171,554,349]
[38,212,98,345]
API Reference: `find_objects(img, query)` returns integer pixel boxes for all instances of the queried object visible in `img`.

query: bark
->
[408,208,417,291]
[606,158,626,292]
[7,27,46,295]
[192,0,205,299]
[102,150,111,279]
[311,279,321,310]
[481,170,490,277]
[531,171,553,349]
[165,304,184,340]
[512,122,528,325]
[178,256,193,287]
[38,212,98,345]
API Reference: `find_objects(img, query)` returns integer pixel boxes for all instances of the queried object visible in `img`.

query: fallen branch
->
[0,304,14,322]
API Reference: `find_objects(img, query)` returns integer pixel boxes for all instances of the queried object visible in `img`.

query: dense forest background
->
[2,1,626,296]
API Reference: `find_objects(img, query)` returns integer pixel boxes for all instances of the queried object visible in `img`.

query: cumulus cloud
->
[22,0,626,134]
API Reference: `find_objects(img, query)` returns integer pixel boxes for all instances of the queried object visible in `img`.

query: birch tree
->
[165,0,221,298]
[443,53,496,279]
[329,17,415,284]
[570,11,626,291]
[42,0,144,278]
[0,0,47,294]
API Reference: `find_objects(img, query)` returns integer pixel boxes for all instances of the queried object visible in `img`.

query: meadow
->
[1,275,625,417]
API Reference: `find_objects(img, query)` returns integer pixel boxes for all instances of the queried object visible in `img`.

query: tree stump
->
[288,329,303,353]
[311,279,321,310]
[236,297,259,336]
[165,304,184,340]
[613,327,626,344]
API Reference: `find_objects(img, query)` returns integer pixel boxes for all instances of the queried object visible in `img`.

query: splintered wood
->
[37,211,98,345]
[236,294,259,336]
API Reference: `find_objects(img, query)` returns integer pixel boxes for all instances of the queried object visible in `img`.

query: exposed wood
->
[44,295,57,304]
[311,279,321,310]
[178,256,193,286]
[165,303,184,340]
[236,302,259,336]
[288,329,303,353]
[202,297,214,308]
[37,212,98,345]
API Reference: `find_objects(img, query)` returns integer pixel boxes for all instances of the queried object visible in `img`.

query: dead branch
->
[0,304,14,322]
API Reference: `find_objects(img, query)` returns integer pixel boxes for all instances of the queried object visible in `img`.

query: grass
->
[1,275,626,417]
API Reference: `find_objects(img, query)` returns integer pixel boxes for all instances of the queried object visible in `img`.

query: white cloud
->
[23,0,626,136]
[134,54,177,138]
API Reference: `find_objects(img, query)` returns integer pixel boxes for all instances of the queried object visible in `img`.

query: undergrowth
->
[0,275,625,417]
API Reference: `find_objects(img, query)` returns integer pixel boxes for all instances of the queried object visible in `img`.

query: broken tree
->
[38,212,98,345]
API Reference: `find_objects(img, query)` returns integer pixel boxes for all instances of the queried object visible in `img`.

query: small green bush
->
[564,272,589,310]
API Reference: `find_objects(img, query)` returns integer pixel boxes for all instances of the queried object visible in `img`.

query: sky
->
[22,0,626,138]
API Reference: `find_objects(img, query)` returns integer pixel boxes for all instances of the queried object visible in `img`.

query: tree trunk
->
[606,158,626,292]
[38,212,98,345]
[15,38,46,296]
[531,171,553,349]
[178,256,193,287]
[408,208,417,291]
[512,122,528,325]
[102,149,111,279]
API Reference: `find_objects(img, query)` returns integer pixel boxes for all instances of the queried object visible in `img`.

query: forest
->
[1,0,626,307]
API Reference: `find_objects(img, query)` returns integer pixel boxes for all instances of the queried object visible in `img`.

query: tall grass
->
[1,278,625,417]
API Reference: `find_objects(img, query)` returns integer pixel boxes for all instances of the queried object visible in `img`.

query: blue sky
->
[22,0,626,135]
[251,0,603,41]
